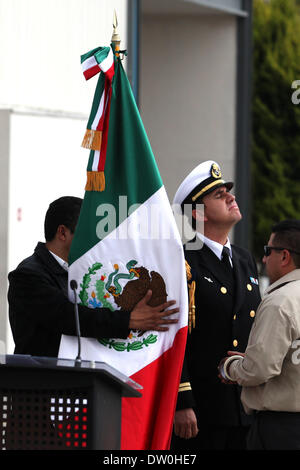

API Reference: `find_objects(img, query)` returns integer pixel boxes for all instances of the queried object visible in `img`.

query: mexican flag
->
[59,45,188,450]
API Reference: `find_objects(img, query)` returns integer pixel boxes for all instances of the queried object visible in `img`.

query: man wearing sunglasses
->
[219,219,300,449]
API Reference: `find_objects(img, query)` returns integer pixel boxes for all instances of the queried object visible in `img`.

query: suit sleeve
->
[176,352,197,410]
[8,268,131,340]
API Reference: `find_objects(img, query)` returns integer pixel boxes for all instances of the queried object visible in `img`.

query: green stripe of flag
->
[81,46,110,64]
[69,59,163,265]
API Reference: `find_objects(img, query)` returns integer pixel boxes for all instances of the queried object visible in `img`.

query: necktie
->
[222,246,232,271]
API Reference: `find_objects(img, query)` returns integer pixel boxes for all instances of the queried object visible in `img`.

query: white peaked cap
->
[173,160,233,209]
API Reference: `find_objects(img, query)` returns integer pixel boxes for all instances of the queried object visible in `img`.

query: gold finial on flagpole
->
[111,10,121,57]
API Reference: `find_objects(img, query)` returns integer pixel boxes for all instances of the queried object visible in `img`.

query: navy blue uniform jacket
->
[177,242,261,427]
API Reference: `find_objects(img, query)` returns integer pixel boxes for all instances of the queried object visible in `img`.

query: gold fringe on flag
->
[81,129,102,151]
[188,280,196,334]
[85,171,105,192]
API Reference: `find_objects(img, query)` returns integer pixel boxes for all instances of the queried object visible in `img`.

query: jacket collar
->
[196,232,232,261]
[34,242,68,275]
[190,243,235,290]
[265,269,300,295]
[186,239,258,310]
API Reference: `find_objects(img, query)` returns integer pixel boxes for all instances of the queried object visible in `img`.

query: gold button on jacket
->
[175,242,261,424]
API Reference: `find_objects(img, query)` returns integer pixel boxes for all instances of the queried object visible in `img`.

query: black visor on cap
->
[181,180,234,209]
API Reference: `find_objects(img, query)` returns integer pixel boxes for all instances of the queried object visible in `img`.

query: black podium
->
[0,355,142,450]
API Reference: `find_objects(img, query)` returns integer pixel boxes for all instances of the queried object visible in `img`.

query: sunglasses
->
[263,245,300,257]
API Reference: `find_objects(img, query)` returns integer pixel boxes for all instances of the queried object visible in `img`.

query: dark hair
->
[272,219,300,268]
[183,200,197,231]
[44,196,82,242]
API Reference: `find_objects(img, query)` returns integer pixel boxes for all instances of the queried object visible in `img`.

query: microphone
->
[70,280,82,365]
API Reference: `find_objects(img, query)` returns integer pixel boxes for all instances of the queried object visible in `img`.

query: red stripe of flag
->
[83,64,101,81]
[121,326,188,450]
[97,78,113,171]
[104,63,115,82]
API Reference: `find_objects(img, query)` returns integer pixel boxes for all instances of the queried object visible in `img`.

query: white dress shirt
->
[49,250,69,271]
[196,232,233,266]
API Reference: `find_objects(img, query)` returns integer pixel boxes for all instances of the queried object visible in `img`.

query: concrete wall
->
[139,13,237,202]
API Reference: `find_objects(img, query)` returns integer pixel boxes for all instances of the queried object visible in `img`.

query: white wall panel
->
[6,111,89,352]
[0,0,127,114]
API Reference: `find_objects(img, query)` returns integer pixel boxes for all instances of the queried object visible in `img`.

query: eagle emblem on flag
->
[78,259,168,351]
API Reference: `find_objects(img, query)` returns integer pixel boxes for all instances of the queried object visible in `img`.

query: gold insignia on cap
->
[211,163,222,179]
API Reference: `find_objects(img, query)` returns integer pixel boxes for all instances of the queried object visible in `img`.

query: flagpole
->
[111,10,121,57]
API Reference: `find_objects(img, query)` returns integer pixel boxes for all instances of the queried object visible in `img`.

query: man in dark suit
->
[8,196,179,358]
[171,161,261,450]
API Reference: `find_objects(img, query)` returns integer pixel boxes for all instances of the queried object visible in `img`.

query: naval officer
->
[171,160,261,450]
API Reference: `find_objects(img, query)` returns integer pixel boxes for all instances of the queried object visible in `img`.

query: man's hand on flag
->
[129,290,179,332]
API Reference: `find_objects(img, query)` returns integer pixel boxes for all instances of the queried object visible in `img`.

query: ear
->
[281,249,292,267]
[56,224,68,241]
[192,207,207,223]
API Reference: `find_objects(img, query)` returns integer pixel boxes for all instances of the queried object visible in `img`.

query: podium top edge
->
[0,354,143,395]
